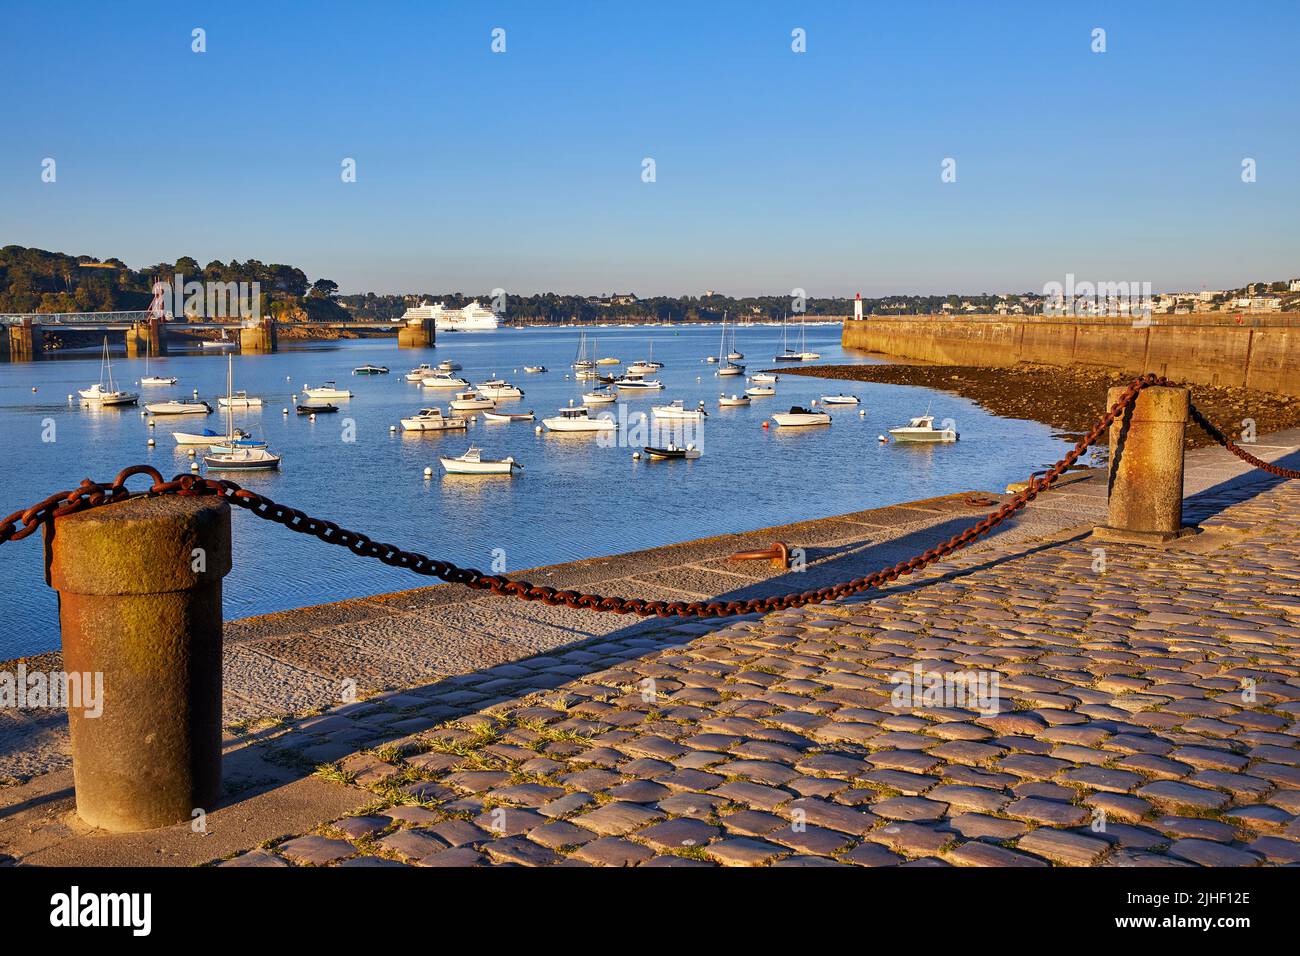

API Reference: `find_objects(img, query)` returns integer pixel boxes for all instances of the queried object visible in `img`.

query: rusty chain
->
[1,374,1295,619]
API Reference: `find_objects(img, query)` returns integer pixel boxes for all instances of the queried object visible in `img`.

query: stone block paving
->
[220,478,1300,867]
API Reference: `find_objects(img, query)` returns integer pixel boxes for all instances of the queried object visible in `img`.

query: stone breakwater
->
[842,315,1300,398]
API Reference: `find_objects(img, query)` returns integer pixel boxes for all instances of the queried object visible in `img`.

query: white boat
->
[421,374,470,389]
[711,313,744,376]
[652,399,709,420]
[718,394,751,407]
[542,404,617,432]
[582,388,617,404]
[449,390,495,411]
[405,363,434,382]
[745,385,776,397]
[218,390,263,408]
[440,447,521,475]
[718,363,745,376]
[820,394,859,406]
[482,410,535,423]
[204,354,281,469]
[523,365,547,374]
[596,357,621,366]
[439,360,463,371]
[146,400,212,415]
[302,382,352,400]
[401,300,499,332]
[173,427,251,446]
[888,414,958,443]
[79,338,138,406]
[204,447,281,471]
[140,336,176,385]
[626,340,663,376]
[614,374,665,391]
[200,331,236,351]
[475,381,524,400]
[352,364,389,375]
[750,373,778,384]
[401,407,469,432]
[773,406,832,427]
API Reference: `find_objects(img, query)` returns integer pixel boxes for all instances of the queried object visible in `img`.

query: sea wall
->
[842,315,1300,397]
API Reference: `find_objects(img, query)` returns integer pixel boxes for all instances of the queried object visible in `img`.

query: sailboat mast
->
[226,353,234,437]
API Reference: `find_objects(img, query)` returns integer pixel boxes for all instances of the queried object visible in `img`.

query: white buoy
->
[67,394,73,402]
[534,425,543,435]
[148,419,156,428]
[190,461,200,472]
[878,434,888,442]
[192,388,199,397]
[282,407,289,415]
[147,437,155,446]
[309,413,316,421]
[389,424,396,432]
[859,409,866,417]
[292,393,297,401]
[632,451,641,460]
[188,448,196,457]
[31,386,37,393]
[423,466,433,477]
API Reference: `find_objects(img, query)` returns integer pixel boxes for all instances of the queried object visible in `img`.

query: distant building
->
[1290,279,1300,292]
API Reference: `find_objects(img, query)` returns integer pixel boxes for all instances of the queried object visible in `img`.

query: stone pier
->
[398,318,436,349]
[239,319,278,354]
[2,319,42,362]
[123,318,168,359]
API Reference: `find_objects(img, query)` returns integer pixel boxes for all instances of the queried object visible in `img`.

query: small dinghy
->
[524,365,547,373]
[745,385,776,397]
[297,403,339,415]
[718,394,751,407]
[773,406,832,427]
[141,375,178,386]
[353,364,390,375]
[401,407,468,431]
[820,394,860,406]
[440,446,522,475]
[644,443,702,460]
[483,410,535,423]
[146,400,212,415]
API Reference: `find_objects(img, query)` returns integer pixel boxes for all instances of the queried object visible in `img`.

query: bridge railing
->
[0,311,153,326]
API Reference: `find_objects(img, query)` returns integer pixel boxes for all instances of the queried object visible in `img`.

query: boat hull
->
[773,414,831,426]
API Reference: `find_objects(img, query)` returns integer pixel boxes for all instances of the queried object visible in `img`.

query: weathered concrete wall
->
[842,315,1300,396]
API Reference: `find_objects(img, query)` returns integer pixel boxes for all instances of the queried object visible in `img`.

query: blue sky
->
[2,1,1296,297]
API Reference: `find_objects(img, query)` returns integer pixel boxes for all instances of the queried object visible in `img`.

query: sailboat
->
[572,331,595,370]
[203,354,281,470]
[140,335,177,386]
[627,340,663,376]
[716,312,744,375]
[79,338,139,406]
[796,317,821,360]
[773,312,802,362]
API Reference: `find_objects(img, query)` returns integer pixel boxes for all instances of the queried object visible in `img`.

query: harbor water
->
[0,323,1077,659]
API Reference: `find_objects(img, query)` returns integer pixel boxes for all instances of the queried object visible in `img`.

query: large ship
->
[401,299,499,331]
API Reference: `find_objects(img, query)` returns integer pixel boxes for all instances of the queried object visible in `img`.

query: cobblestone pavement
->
[220,471,1300,868]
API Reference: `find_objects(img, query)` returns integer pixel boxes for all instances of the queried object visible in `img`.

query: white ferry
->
[400,299,499,332]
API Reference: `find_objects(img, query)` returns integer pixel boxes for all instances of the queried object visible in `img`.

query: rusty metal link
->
[0,374,1294,617]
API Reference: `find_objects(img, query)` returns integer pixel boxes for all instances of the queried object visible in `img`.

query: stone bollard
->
[44,495,231,831]
[1094,384,1192,544]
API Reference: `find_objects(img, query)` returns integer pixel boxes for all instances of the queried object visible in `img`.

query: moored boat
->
[820,394,859,406]
[405,363,434,382]
[523,365,547,374]
[440,447,522,475]
[745,384,776,397]
[421,374,470,389]
[718,394,751,407]
[772,406,832,427]
[482,409,535,423]
[401,407,469,431]
[644,443,702,460]
[449,390,495,411]
[218,390,262,408]
[652,399,709,420]
[582,388,617,404]
[613,374,665,391]
[888,414,958,443]
[79,338,138,406]
[302,381,352,399]
[352,364,390,375]
[146,400,212,415]
[297,403,339,415]
[542,404,617,432]
[203,447,281,470]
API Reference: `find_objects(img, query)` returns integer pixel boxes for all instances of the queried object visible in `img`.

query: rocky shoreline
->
[769,362,1300,448]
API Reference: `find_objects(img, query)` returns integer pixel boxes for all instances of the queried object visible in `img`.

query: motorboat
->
[705,355,718,364]
[582,388,617,404]
[421,374,470,389]
[439,360,462,372]
[652,399,708,420]
[718,394,751,407]
[542,404,617,432]
[888,414,959,443]
[405,363,434,382]
[79,338,139,406]
[146,400,212,415]
[475,381,525,400]
[773,406,832,427]
[596,357,621,366]
[297,403,339,415]
[203,447,281,471]
[614,374,665,391]
[482,410,535,423]
[352,364,390,375]
[523,365,547,374]
[820,394,860,406]
[401,407,469,431]
[173,427,251,446]
[644,444,702,460]
[449,390,495,411]
[440,447,522,475]
[302,381,352,399]
[750,372,778,383]
[219,390,262,408]
[745,385,776,397]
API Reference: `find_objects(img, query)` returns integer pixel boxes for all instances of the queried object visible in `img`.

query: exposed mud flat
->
[770,362,1300,448]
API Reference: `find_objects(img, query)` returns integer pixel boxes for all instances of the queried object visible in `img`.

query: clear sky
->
[2,1,1296,297]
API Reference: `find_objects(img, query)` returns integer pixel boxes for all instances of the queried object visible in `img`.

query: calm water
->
[0,324,1075,658]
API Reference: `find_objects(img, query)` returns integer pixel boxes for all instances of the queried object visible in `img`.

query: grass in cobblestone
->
[313,762,353,786]
[669,844,712,862]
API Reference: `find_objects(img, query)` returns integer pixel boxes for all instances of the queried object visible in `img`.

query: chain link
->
[2,375,1294,618]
